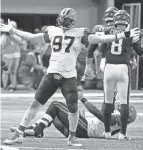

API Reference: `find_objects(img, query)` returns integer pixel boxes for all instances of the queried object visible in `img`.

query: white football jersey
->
[44,26,86,78]
[85,111,120,138]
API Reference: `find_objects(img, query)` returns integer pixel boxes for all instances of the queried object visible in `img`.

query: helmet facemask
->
[115,104,137,124]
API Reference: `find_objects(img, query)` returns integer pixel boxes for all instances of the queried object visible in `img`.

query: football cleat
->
[32,125,44,138]
[23,129,35,137]
[103,132,112,139]
[118,133,130,140]
[3,128,23,145]
[57,8,77,30]
[67,135,82,146]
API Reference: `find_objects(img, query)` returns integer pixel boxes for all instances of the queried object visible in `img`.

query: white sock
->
[68,110,79,133]
[39,113,53,127]
[18,105,41,133]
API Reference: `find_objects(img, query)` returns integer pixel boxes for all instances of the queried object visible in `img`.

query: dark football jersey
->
[88,25,112,58]
[99,27,140,64]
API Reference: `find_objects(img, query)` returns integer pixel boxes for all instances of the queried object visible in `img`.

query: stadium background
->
[1,0,143,90]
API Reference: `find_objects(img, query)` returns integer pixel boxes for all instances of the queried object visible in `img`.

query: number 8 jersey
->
[43,26,89,78]
[99,27,141,64]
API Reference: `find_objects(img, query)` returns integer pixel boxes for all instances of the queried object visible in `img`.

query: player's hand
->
[130,27,140,37]
[77,85,84,101]
[0,23,13,33]
[130,60,137,70]
[124,26,140,38]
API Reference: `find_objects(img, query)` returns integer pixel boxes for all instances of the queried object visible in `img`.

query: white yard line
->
[0,146,87,150]
[1,93,143,98]
[1,99,143,103]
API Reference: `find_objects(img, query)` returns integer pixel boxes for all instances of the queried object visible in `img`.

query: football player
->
[85,7,119,78]
[22,86,136,139]
[97,10,143,140]
[0,8,139,146]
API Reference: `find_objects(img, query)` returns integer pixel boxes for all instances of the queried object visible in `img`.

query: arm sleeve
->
[133,40,143,56]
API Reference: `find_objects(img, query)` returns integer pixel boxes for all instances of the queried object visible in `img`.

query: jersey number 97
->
[52,36,75,53]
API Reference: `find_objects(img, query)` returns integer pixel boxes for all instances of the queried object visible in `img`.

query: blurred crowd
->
[1,18,101,91]
[1,18,50,91]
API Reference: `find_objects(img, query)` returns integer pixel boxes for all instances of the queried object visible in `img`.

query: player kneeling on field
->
[22,86,136,139]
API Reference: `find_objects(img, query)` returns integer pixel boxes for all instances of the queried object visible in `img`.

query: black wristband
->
[80,98,87,104]
[124,31,130,38]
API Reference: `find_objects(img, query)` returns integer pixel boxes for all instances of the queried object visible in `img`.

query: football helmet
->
[57,8,77,30]
[115,104,137,124]
[104,7,119,23]
[114,10,130,26]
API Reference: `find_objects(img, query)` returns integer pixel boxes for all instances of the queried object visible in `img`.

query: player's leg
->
[2,57,12,89]
[24,101,64,138]
[9,57,20,90]
[116,65,130,140]
[60,77,79,145]
[50,101,88,138]
[53,117,69,138]
[3,74,59,145]
[24,101,88,138]
[102,64,116,138]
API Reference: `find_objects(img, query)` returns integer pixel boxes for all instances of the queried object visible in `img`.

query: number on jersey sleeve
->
[111,39,123,55]
[53,36,75,53]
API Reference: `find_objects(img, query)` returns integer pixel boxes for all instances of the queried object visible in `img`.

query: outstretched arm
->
[0,23,50,44]
[79,97,116,126]
[88,28,140,44]
[10,28,45,44]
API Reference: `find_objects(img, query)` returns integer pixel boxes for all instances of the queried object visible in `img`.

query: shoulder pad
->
[44,26,56,33]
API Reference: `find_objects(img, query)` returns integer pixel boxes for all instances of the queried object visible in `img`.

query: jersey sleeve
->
[132,36,140,44]
[132,38,143,56]
[93,25,111,35]
[43,26,54,43]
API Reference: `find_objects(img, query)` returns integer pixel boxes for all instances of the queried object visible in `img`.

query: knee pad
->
[68,91,78,104]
